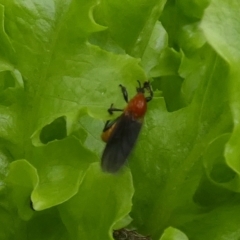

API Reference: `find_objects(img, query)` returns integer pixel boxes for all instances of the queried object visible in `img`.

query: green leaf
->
[6,159,38,220]
[201,0,240,65]
[59,163,134,240]
[0,148,10,185]
[201,0,240,201]
[160,227,188,240]
[153,76,185,112]
[24,208,69,240]
[177,0,209,19]
[30,137,97,210]
[1,0,240,239]
[151,47,181,77]
[141,21,168,77]
[203,134,238,191]
[130,48,232,239]
[93,0,167,56]
[178,22,206,54]
[0,4,15,61]
[181,199,240,240]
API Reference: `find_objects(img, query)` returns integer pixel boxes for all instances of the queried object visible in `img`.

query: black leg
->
[145,96,152,102]
[108,103,124,115]
[137,80,141,88]
[136,80,143,93]
[119,84,128,103]
[143,81,153,102]
[103,104,123,132]
[103,120,111,131]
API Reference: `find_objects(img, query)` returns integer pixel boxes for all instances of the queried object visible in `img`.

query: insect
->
[113,228,151,240]
[101,81,153,173]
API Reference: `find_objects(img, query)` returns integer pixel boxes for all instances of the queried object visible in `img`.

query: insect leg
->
[119,84,128,103]
[103,120,110,132]
[136,80,143,93]
[108,103,124,115]
[137,80,142,88]
[143,81,153,102]
[102,104,123,132]
[145,96,152,102]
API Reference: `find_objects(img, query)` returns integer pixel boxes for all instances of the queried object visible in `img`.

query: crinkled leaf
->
[6,160,38,220]
[181,199,240,240]
[141,21,168,77]
[93,0,167,56]
[202,0,240,208]
[30,137,97,210]
[25,208,69,240]
[0,4,14,61]
[201,0,240,193]
[177,0,209,19]
[1,0,240,239]
[0,0,139,237]
[201,0,240,65]
[0,148,10,184]
[59,163,133,240]
[203,133,238,191]
[130,48,232,239]
[151,47,181,77]
[178,22,206,54]
[160,227,188,240]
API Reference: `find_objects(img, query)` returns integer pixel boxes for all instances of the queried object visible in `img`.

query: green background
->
[0,0,240,239]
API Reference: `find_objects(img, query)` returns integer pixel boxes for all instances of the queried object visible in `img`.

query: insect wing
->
[103,117,120,132]
[101,114,142,173]
[101,117,121,143]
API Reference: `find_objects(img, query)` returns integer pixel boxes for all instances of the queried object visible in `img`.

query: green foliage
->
[0,0,240,239]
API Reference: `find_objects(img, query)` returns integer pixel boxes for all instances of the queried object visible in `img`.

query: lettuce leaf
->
[0,0,240,239]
